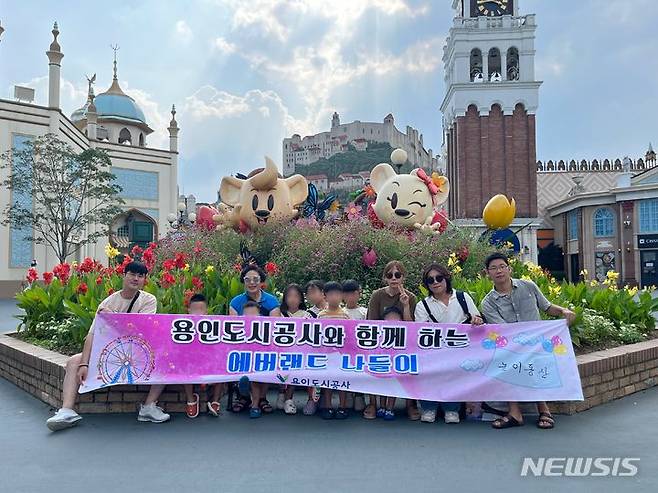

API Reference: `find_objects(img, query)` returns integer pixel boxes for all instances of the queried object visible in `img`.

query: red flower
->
[233,262,243,273]
[174,252,187,269]
[183,289,194,307]
[43,272,54,285]
[115,256,132,274]
[264,261,279,275]
[148,242,158,250]
[77,257,95,273]
[131,245,144,256]
[142,248,155,270]
[77,282,88,295]
[193,241,203,255]
[191,276,204,291]
[160,271,176,288]
[52,263,71,284]
[26,268,38,284]
[163,259,175,271]
[96,275,103,285]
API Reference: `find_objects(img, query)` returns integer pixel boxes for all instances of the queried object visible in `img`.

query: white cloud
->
[175,20,193,43]
[213,36,237,54]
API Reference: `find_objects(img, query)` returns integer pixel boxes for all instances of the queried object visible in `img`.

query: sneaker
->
[321,408,335,420]
[283,398,297,415]
[376,407,386,418]
[384,409,396,421]
[207,401,221,417]
[138,403,170,423]
[354,394,366,412]
[444,411,460,424]
[420,409,437,423]
[335,408,349,420]
[303,399,317,416]
[276,392,286,410]
[46,408,82,431]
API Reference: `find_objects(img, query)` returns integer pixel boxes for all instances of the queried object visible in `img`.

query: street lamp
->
[168,197,196,230]
[391,148,408,174]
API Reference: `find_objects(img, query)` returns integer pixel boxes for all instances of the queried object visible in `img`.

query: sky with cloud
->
[1,0,657,202]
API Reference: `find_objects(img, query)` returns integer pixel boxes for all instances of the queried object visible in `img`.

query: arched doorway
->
[110,209,158,254]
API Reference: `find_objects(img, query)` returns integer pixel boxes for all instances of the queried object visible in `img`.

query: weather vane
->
[110,44,120,78]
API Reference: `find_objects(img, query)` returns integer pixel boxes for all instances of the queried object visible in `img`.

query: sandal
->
[492,414,524,429]
[231,395,251,413]
[406,405,421,421]
[536,412,555,429]
[259,398,274,414]
[363,404,377,420]
[186,393,199,418]
[207,401,221,417]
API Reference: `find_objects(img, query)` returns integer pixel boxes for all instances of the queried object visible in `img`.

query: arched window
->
[119,128,132,145]
[594,208,614,237]
[139,133,145,147]
[470,48,482,81]
[488,48,501,80]
[506,47,519,80]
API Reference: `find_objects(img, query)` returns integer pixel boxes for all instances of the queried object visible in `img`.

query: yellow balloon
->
[488,332,499,341]
[554,344,567,355]
[483,195,516,229]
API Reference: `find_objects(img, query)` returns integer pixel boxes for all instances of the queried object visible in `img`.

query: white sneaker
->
[46,408,82,431]
[354,394,366,412]
[420,409,436,423]
[276,392,286,410]
[283,398,297,415]
[444,411,460,424]
[138,403,170,423]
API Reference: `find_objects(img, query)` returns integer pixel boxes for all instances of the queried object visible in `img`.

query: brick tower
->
[441,0,541,259]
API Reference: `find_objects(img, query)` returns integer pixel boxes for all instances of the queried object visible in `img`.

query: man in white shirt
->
[46,261,169,431]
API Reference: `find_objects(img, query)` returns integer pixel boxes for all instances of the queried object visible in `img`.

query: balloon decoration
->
[481,194,521,252]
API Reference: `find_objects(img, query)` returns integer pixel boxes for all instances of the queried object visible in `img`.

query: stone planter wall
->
[1,333,657,414]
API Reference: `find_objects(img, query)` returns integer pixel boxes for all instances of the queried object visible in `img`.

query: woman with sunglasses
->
[228,264,281,416]
[364,260,420,420]
[414,263,483,425]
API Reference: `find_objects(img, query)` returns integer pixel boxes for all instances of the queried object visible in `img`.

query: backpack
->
[421,291,472,324]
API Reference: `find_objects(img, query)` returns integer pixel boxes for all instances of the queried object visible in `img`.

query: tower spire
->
[105,44,127,96]
[111,44,119,80]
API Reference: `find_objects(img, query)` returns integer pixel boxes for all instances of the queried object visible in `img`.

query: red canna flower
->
[174,252,187,269]
[26,268,38,284]
[96,275,103,285]
[148,242,158,250]
[191,276,204,291]
[264,261,279,275]
[160,271,176,288]
[163,259,175,271]
[43,272,54,285]
[52,263,71,284]
[77,282,88,295]
[233,261,243,273]
[131,245,144,256]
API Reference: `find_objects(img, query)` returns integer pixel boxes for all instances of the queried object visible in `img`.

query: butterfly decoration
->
[302,183,337,221]
[240,240,258,268]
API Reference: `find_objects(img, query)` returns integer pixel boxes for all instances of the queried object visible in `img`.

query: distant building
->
[282,112,438,176]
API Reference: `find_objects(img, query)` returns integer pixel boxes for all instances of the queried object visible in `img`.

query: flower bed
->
[12,222,658,355]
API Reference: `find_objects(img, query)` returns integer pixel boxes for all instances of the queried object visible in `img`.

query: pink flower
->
[43,272,54,285]
[26,268,38,284]
[362,248,377,268]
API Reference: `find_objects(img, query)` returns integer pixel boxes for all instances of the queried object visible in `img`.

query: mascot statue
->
[368,149,450,233]
[216,157,308,231]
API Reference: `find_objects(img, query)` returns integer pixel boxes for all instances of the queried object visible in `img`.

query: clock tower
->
[441,0,541,257]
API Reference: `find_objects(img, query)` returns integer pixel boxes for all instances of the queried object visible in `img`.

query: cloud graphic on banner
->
[460,359,484,372]
[513,332,542,346]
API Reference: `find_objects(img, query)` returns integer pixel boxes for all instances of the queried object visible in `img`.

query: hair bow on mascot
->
[368,149,450,233]
[216,157,308,232]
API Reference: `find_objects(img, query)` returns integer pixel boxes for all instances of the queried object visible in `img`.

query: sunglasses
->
[425,275,445,284]
[385,272,402,279]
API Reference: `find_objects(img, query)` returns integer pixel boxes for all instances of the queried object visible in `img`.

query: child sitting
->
[184,294,226,418]
[317,282,350,420]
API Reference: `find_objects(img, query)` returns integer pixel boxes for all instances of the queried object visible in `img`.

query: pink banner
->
[80,313,584,401]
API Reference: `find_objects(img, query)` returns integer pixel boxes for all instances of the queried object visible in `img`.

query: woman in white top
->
[414,263,484,424]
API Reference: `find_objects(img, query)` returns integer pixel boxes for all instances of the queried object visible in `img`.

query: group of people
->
[46,252,575,432]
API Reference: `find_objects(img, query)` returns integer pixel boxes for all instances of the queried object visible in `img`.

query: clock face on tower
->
[471,0,513,17]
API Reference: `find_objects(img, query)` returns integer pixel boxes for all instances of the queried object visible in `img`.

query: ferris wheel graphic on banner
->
[97,335,155,385]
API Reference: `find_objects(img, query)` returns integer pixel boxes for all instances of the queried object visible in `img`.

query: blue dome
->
[93,92,146,124]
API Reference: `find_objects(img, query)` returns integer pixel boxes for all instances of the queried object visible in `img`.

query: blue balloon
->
[481,339,496,350]
[542,340,554,353]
